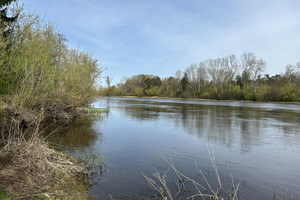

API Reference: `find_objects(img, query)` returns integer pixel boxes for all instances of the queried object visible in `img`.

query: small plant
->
[74,150,107,177]
[0,187,11,200]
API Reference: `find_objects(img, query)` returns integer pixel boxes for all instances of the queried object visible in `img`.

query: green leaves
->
[0,10,101,113]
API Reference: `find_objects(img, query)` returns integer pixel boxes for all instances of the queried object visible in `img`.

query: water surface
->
[46,97,300,199]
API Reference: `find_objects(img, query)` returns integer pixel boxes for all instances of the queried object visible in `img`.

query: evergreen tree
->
[0,0,18,38]
[180,73,189,92]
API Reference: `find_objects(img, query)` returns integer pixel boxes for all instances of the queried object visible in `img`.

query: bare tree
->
[175,70,183,93]
[206,57,227,95]
[185,64,198,95]
[224,55,240,94]
[240,52,265,94]
[175,69,183,80]
[197,62,208,92]
[105,76,113,88]
[283,63,300,85]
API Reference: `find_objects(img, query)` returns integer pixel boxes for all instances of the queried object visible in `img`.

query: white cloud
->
[19,0,300,83]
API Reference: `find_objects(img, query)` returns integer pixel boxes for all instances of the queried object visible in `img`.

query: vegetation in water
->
[100,53,300,102]
[79,151,107,177]
[143,147,243,200]
[88,108,109,116]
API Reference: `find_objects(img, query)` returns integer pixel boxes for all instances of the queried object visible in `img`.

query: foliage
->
[231,85,243,100]
[281,83,299,102]
[99,54,299,103]
[0,10,101,118]
[145,86,161,96]
[180,73,189,94]
[133,87,144,96]
[243,85,255,101]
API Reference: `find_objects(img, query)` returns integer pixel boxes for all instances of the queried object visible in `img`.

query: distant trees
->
[239,52,266,99]
[161,77,179,97]
[100,53,300,102]
[100,74,162,97]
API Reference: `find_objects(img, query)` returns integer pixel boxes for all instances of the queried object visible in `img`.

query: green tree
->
[145,86,160,96]
[180,73,189,93]
[281,83,299,102]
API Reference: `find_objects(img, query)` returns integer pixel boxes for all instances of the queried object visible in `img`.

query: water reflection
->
[47,98,300,199]
[91,98,300,199]
[113,98,300,153]
[45,117,103,151]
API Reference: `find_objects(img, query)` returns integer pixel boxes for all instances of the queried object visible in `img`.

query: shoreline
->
[0,107,93,200]
[103,96,300,105]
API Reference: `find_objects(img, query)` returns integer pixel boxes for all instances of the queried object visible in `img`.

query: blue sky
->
[18,0,300,85]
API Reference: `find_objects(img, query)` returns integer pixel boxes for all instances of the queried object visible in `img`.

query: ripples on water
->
[46,97,300,199]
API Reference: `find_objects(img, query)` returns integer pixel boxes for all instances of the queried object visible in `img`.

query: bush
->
[255,84,282,101]
[243,85,255,101]
[231,85,243,100]
[281,83,299,102]
[133,87,144,96]
[0,11,101,117]
[200,85,217,99]
[145,86,160,96]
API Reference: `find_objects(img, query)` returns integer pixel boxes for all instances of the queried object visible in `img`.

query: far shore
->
[102,96,300,105]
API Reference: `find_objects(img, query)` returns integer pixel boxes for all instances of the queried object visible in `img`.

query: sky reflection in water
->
[47,98,300,199]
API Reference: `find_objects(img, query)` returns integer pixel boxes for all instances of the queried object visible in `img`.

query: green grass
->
[0,187,11,200]
[88,107,109,115]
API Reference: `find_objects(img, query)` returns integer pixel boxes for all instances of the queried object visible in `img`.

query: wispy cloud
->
[19,0,300,83]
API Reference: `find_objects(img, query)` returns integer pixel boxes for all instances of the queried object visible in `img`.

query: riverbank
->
[0,105,94,199]
[0,4,103,199]
[0,137,91,199]
[109,95,300,105]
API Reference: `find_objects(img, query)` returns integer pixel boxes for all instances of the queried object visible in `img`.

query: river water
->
[46,97,300,199]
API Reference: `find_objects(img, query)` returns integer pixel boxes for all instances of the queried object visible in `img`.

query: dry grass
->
[0,118,91,199]
[143,145,241,200]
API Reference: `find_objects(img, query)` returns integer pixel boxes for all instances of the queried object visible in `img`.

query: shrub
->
[281,83,299,102]
[231,85,243,100]
[243,85,255,101]
[133,87,144,96]
[145,86,161,96]
[0,11,102,117]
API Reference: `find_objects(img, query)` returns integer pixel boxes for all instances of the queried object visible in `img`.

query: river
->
[46,97,300,199]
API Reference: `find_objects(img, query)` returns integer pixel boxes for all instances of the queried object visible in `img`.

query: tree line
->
[101,52,300,102]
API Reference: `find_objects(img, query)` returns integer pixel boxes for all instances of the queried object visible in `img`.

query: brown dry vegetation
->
[143,147,241,200]
[0,120,92,199]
